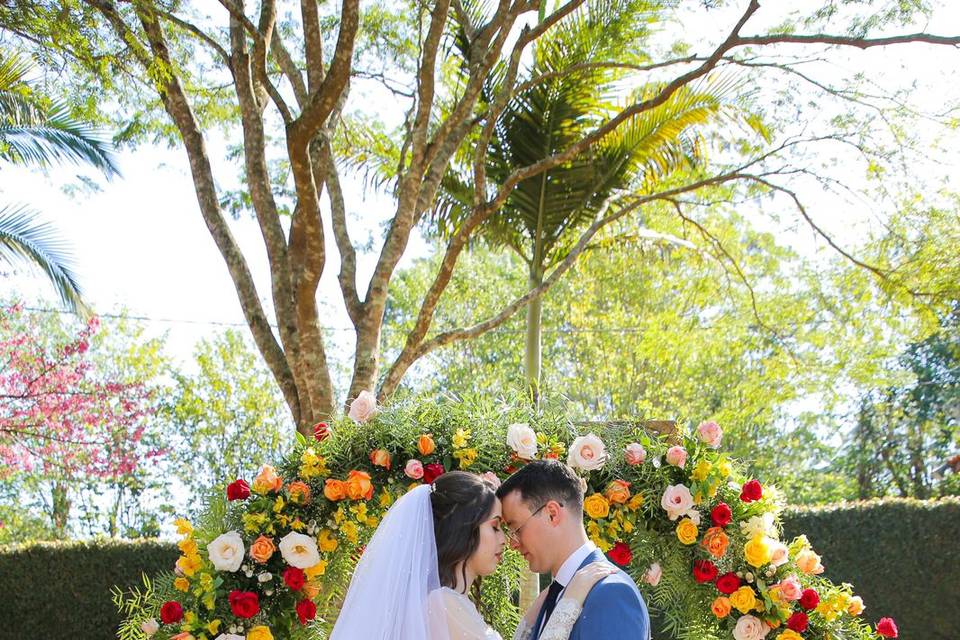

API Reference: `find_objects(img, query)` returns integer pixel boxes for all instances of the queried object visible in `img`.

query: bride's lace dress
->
[435,586,582,640]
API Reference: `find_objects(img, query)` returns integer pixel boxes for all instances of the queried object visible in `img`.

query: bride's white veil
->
[329,484,450,640]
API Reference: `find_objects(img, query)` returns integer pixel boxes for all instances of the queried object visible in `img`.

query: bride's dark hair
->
[430,471,497,593]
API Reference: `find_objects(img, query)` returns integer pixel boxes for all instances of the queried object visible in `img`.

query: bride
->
[330,471,613,639]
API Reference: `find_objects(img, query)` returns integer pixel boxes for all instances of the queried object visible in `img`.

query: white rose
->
[643,563,662,587]
[348,390,377,423]
[278,531,321,569]
[660,484,694,521]
[140,618,159,636]
[733,615,770,640]
[769,540,789,567]
[206,531,244,572]
[567,433,607,471]
[214,635,245,640]
[506,423,538,459]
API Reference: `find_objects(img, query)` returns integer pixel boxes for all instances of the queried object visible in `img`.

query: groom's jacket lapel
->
[533,549,608,639]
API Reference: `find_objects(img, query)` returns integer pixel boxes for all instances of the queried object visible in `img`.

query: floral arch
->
[118,394,898,640]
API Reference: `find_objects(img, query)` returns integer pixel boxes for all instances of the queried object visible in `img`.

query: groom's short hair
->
[496,460,583,513]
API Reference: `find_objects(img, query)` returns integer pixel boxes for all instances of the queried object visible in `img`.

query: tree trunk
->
[51,481,70,538]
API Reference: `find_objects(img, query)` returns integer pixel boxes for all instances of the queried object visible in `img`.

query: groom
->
[497,460,651,639]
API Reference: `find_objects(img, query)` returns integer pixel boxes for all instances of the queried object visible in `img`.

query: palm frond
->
[0,204,89,316]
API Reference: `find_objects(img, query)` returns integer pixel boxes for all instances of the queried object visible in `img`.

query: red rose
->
[423,463,445,484]
[313,422,330,441]
[739,479,763,503]
[283,566,306,591]
[296,598,318,625]
[710,502,732,527]
[787,611,809,632]
[228,590,260,619]
[799,588,820,610]
[607,542,632,566]
[715,572,741,595]
[876,618,898,638]
[693,559,718,584]
[159,601,183,624]
[226,479,251,501]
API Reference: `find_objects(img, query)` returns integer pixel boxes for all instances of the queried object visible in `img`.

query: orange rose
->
[252,465,283,494]
[324,479,347,501]
[302,583,321,599]
[369,448,392,470]
[346,470,374,500]
[711,596,732,618]
[249,535,276,563]
[604,480,631,504]
[701,526,730,559]
[287,481,312,505]
[417,434,436,456]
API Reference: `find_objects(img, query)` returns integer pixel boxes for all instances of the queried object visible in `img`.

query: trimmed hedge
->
[2,499,957,639]
[0,539,176,640]
[782,497,960,640]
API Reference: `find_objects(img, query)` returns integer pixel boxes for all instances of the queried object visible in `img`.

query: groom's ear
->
[544,500,565,526]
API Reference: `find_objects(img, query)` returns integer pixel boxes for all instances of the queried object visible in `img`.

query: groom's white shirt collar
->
[554,541,597,587]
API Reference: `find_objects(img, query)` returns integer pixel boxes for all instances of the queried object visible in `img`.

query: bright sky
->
[2,0,959,385]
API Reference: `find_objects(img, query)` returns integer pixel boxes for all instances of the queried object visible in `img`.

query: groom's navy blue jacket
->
[533,549,651,640]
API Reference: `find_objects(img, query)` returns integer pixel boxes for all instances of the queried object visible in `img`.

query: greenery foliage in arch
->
[117,394,898,640]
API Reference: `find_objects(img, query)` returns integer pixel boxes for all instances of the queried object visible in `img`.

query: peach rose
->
[643,562,662,586]
[404,459,424,480]
[769,540,789,567]
[249,535,276,563]
[567,433,607,471]
[324,479,347,501]
[604,480,631,504]
[697,421,723,448]
[711,596,732,618]
[287,481,312,505]
[795,549,824,575]
[348,390,377,423]
[369,448,392,470]
[252,465,283,494]
[777,574,802,601]
[701,526,730,559]
[346,470,374,500]
[660,484,694,520]
[624,442,646,465]
[847,595,865,616]
[417,434,436,456]
[665,445,687,468]
[733,615,770,640]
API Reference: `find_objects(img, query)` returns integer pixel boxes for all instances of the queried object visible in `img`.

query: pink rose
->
[665,445,687,468]
[567,433,607,471]
[348,390,377,423]
[643,562,662,586]
[769,540,789,567]
[404,459,424,480]
[697,421,722,448]
[624,443,646,465]
[777,574,803,601]
[660,484,694,520]
[480,471,501,489]
[733,615,770,640]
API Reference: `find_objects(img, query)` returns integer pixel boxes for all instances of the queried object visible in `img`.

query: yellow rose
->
[247,626,274,640]
[305,560,328,580]
[318,529,339,552]
[847,595,865,616]
[249,535,276,563]
[252,465,283,494]
[744,535,772,568]
[711,596,731,618]
[174,577,190,592]
[583,494,611,519]
[676,518,698,545]
[729,586,757,614]
[777,631,803,640]
[417,434,436,456]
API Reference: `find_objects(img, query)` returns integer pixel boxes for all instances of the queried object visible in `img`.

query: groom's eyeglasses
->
[503,501,563,543]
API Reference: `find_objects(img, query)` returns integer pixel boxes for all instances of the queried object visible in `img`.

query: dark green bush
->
[0,539,176,640]
[782,497,960,640]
